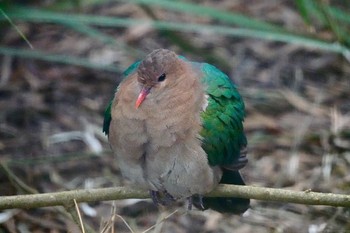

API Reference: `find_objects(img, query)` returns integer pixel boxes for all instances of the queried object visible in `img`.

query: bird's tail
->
[193,169,250,214]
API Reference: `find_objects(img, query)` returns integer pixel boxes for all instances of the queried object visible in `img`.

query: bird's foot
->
[163,190,176,203]
[187,195,204,211]
[149,190,175,206]
[150,190,163,206]
[195,195,205,210]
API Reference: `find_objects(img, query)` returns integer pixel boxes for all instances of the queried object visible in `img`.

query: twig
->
[64,202,94,233]
[0,162,38,194]
[142,209,179,233]
[0,162,95,231]
[114,214,135,233]
[100,202,117,233]
[74,199,85,233]
[0,185,349,211]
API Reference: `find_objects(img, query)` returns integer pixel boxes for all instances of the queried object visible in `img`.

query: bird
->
[103,49,250,214]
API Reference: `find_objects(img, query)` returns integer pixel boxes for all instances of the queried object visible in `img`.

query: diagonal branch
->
[0,185,349,211]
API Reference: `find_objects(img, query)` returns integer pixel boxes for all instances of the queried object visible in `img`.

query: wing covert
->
[198,63,247,166]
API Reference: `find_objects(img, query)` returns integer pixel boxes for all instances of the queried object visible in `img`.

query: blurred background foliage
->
[0,0,349,232]
[1,0,350,69]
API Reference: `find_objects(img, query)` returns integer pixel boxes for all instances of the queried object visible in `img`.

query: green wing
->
[192,62,249,214]
[102,61,141,136]
[198,63,247,167]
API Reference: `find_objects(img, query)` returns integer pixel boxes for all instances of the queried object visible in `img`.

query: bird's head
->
[135,49,184,108]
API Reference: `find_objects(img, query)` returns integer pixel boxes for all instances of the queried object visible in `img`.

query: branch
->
[0,185,349,211]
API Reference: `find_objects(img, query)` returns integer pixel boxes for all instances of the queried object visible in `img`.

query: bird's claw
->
[150,190,163,206]
[150,191,205,211]
[188,195,204,211]
[164,190,176,203]
[149,190,175,206]
[196,195,205,210]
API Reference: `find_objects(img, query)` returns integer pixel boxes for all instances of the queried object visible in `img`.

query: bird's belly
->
[145,143,222,198]
[110,108,221,198]
[108,114,150,189]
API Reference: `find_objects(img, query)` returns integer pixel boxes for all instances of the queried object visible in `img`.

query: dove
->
[103,49,249,213]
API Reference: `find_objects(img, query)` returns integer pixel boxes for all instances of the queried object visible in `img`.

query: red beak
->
[135,87,150,108]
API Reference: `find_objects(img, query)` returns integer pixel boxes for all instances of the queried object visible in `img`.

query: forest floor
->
[0,1,350,232]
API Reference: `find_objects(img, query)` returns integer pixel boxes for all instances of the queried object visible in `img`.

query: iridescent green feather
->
[194,62,249,214]
[198,63,247,167]
[102,101,113,135]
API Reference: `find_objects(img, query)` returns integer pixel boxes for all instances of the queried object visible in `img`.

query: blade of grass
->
[0,46,122,72]
[0,6,139,28]
[294,1,350,47]
[138,4,232,71]
[45,0,110,11]
[63,21,143,57]
[329,6,350,24]
[295,0,312,25]
[322,4,350,47]
[295,0,327,26]
[0,7,346,50]
[318,2,345,44]
[0,7,33,49]
[126,0,284,32]
[1,6,350,60]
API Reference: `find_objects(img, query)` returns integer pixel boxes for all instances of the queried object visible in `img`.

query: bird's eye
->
[157,73,166,82]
